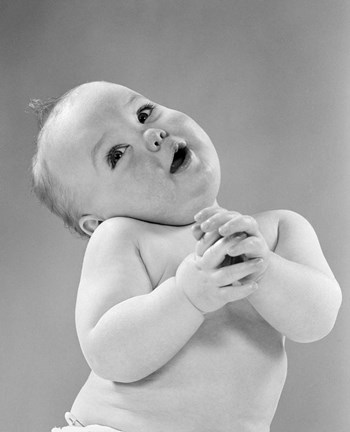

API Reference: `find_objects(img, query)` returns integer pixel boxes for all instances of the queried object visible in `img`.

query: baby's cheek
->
[135,167,177,203]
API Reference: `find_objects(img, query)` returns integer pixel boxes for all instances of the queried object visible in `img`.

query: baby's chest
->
[138,223,284,355]
[139,225,196,288]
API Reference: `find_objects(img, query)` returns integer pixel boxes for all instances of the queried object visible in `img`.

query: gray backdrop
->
[1,1,349,431]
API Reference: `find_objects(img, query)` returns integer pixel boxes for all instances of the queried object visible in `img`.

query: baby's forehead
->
[51,82,141,136]
[40,84,132,177]
[73,82,142,115]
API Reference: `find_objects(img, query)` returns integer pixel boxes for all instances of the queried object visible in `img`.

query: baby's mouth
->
[170,143,191,174]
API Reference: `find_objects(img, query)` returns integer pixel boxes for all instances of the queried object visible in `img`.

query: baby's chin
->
[143,199,218,227]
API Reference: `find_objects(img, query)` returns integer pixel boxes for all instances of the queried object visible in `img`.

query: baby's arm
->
[76,217,261,383]
[250,210,342,342]
[195,207,342,343]
[76,217,202,383]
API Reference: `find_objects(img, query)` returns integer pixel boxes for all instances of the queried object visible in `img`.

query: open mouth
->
[170,143,191,174]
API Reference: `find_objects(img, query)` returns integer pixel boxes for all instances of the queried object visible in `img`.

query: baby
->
[30,81,341,432]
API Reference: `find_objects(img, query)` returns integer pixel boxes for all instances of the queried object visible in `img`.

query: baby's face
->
[46,82,221,230]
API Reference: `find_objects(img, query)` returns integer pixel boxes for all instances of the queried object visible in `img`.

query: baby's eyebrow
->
[124,93,139,107]
[91,132,107,167]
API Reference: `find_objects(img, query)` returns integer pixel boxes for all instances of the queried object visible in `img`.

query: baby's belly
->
[71,301,287,432]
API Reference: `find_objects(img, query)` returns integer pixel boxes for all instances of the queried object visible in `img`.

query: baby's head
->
[30,81,221,238]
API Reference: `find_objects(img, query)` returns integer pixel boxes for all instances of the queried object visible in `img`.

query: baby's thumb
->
[221,281,258,302]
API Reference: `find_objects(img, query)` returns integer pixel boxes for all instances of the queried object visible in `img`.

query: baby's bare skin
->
[35,82,340,432]
[70,216,287,432]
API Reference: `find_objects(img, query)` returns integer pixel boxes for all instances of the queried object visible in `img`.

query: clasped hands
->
[176,206,271,314]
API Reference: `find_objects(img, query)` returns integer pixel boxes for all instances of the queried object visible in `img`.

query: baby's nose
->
[144,128,167,152]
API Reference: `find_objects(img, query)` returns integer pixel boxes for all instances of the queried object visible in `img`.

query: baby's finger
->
[196,230,221,257]
[200,212,239,233]
[191,223,204,241]
[194,206,225,223]
[227,236,266,259]
[213,258,264,286]
[199,235,246,268]
[218,215,260,237]
[218,281,258,302]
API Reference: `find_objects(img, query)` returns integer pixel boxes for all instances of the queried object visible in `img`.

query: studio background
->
[1,1,349,431]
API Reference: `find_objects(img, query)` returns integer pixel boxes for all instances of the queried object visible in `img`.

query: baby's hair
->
[29,86,88,238]
[29,97,63,129]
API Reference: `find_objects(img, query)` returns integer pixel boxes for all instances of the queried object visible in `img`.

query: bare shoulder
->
[81,216,155,290]
[255,209,336,279]
[77,217,154,334]
[253,209,319,253]
[256,209,318,254]
[89,216,149,246]
[85,217,172,270]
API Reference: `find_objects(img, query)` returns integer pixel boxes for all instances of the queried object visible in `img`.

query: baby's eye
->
[137,103,155,124]
[106,145,128,169]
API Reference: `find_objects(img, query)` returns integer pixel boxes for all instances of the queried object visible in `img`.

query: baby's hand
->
[194,206,270,277]
[177,206,270,313]
[175,233,264,314]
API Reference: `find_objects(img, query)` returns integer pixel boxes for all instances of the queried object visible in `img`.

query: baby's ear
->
[79,215,104,237]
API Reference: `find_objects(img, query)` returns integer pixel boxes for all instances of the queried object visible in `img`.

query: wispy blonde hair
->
[29,88,88,238]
